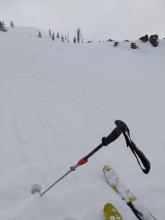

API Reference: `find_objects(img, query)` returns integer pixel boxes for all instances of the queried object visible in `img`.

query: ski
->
[103,165,157,220]
[104,203,123,220]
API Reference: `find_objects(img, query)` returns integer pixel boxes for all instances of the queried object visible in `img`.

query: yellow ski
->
[104,203,123,220]
[103,165,157,220]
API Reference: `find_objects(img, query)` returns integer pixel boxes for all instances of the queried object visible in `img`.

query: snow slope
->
[0,28,165,220]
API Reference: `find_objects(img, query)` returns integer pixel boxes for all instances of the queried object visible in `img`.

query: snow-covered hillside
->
[0,28,165,220]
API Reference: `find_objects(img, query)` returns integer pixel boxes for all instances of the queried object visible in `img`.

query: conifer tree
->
[67,34,70,43]
[52,32,55,41]
[56,32,60,38]
[73,36,77,43]
[61,35,64,42]
[0,21,7,32]
[37,31,42,38]
[49,29,52,38]
[76,28,81,43]
[10,21,14,28]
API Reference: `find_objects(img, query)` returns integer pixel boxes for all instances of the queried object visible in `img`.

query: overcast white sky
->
[0,0,165,40]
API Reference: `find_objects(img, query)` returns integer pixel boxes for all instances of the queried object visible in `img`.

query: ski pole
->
[38,119,150,196]
[40,121,123,196]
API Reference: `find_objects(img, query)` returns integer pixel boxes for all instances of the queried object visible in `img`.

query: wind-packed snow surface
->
[0,28,165,220]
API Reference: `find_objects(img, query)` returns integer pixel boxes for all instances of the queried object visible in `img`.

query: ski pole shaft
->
[40,121,124,196]
[83,143,103,160]
[40,164,78,196]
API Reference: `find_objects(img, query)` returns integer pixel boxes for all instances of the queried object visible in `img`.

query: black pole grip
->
[81,120,128,161]
[102,127,122,146]
[115,120,129,134]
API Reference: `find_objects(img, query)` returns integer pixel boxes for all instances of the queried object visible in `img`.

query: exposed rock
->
[107,39,114,42]
[130,43,138,49]
[124,40,129,42]
[139,35,148,42]
[149,35,159,47]
[114,42,119,47]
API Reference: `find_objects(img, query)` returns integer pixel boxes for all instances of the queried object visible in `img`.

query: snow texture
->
[0,27,165,220]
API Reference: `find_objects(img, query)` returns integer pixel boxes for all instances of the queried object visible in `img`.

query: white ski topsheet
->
[103,165,157,220]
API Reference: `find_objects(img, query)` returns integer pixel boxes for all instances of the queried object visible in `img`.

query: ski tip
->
[104,203,123,220]
[103,165,112,173]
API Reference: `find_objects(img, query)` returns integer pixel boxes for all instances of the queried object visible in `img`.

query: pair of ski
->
[103,165,157,220]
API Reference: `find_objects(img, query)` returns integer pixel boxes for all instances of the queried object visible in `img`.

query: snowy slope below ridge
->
[0,28,165,220]
[7,26,49,38]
